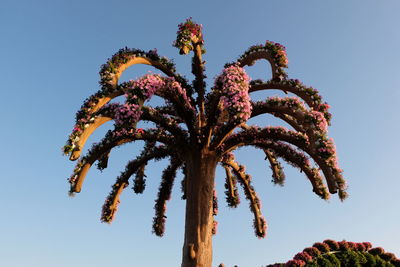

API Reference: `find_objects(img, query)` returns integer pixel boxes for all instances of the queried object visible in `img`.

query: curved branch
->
[264,149,285,186]
[224,127,309,154]
[133,164,147,194]
[211,96,312,151]
[97,150,111,171]
[249,79,331,123]
[99,48,193,99]
[221,157,267,238]
[152,156,182,236]
[64,88,124,158]
[238,50,282,80]
[222,165,240,208]
[70,116,112,160]
[101,144,171,223]
[141,106,188,142]
[256,142,329,200]
[234,42,288,81]
[69,99,190,160]
[223,126,343,195]
[68,128,176,194]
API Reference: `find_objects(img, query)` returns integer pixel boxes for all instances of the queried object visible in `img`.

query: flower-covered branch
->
[208,64,251,148]
[99,47,193,97]
[223,126,345,197]
[228,41,289,81]
[68,128,175,194]
[249,79,331,123]
[252,141,329,200]
[101,144,171,223]
[63,89,123,159]
[221,153,267,238]
[152,156,182,236]
[264,149,285,186]
[173,18,204,55]
[222,165,240,208]
[64,72,196,161]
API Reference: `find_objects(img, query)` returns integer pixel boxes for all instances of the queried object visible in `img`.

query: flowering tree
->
[266,240,400,267]
[63,18,347,267]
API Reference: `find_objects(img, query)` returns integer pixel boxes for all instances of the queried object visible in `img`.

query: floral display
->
[228,40,289,81]
[266,240,400,267]
[214,64,252,123]
[173,17,204,55]
[63,19,347,267]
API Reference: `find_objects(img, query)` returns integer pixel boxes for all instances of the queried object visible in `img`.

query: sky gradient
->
[1,0,400,266]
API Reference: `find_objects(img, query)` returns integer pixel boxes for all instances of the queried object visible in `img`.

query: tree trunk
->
[181,150,218,267]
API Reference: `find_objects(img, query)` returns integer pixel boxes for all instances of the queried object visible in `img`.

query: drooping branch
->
[249,79,332,123]
[64,55,196,159]
[233,41,289,81]
[210,96,311,152]
[64,90,123,159]
[101,144,171,223]
[222,165,240,208]
[254,141,329,199]
[237,125,284,189]
[68,128,175,194]
[97,149,111,171]
[132,141,156,194]
[122,75,196,136]
[152,156,182,236]
[65,73,196,161]
[133,164,147,194]
[264,149,285,186]
[224,126,309,154]
[140,106,188,142]
[221,154,267,238]
[251,96,329,135]
[223,126,345,197]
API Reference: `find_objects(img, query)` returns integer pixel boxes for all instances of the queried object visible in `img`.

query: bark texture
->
[181,150,218,267]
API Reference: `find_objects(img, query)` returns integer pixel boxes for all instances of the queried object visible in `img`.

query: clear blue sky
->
[1,0,399,266]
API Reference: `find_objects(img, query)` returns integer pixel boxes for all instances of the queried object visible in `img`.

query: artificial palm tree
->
[63,18,347,267]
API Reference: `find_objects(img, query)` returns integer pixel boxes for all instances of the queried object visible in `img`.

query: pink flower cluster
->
[114,103,142,127]
[216,64,252,123]
[126,74,194,112]
[212,220,218,235]
[162,78,195,112]
[131,74,164,99]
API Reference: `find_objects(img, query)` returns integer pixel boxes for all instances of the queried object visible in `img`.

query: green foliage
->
[309,250,395,267]
[267,241,399,267]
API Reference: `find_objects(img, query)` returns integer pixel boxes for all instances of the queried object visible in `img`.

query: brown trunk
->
[181,150,218,267]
